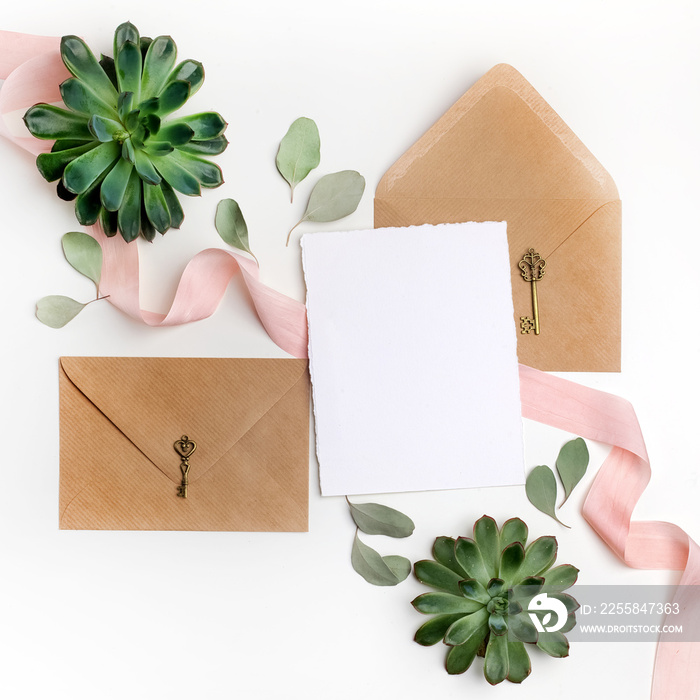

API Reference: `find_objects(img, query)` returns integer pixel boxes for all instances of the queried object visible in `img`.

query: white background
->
[1,1,698,698]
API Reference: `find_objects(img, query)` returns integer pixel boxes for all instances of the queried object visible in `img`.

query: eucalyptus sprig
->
[525,438,589,527]
[347,497,415,586]
[36,232,108,327]
[276,117,365,246]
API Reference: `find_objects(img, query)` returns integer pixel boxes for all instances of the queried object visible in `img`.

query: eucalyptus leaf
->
[347,499,415,538]
[215,199,258,263]
[525,465,569,528]
[382,555,411,583]
[350,531,403,586]
[276,117,320,202]
[556,437,589,506]
[36,295,87,328]
[286,170,365,245]
[62,232,103,286]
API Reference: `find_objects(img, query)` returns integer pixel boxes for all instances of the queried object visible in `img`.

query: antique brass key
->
[174,435,197,498]
[518,248,546,335]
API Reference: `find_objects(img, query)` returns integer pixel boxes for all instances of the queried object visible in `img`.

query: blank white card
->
[302,222,524,496]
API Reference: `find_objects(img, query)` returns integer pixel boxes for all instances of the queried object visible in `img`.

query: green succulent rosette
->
[23,21,228,243]
[412,515,579,686]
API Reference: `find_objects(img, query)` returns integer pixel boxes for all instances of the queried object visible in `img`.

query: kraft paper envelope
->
[59,357,310,531]
[375,63,621,372]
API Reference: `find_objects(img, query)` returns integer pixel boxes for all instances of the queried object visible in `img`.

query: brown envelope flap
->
[59,357,309,485]
[374,197,621,372]
[375,63,619,201]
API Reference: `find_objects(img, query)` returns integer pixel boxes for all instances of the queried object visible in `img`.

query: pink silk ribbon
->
[2,29,698,698]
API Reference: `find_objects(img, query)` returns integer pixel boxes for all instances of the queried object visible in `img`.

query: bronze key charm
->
[174,435,197,498]
[518,248,546,335]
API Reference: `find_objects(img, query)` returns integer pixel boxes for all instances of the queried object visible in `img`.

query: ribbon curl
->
[2,29,698,699]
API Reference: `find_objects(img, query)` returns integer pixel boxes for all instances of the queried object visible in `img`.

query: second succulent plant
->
[412,515,579,685]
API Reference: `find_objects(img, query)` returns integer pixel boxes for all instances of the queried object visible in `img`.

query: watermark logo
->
[528,593,568,633]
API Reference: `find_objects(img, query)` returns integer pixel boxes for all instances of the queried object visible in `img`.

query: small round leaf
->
[36,295,86,328]
[347,500,414,538]
[62,232,103,286]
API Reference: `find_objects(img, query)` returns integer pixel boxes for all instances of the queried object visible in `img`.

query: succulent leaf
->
[412,592,484,616]
[99,54,118,90]
[75,175,106,225]
[486,578,507,598]
[488,612,508,636]
[63,141,120,194]
[414,560,464,596]
[88,115,126,143]
[100,207,119,236]
[156,80,190,117]
[499,542,525,586]
[57,180,78,201]
[166,150,223,188]
[152,154,201,195]
[519,536,558,579]
[115,40,142,102]
[432,537,468,578]
[24,22,227,242]
[414,614,464,647]
[444,607,489,646]
[141,36,177,100]
[118,168,142,242]
[511,576,545,601]
[542,564,579,592]
[179,136,228,156]
[445,631,484,675]
[458,578,490,605]
[143,182,171,233]
[24,104,93,141]
[551,592,580,614]
[37,142,96,181]
[454,537,489,582]
[61,35,118,105]
[100,157,134,211]
[114,21,140,54]
[536,630,570,658]
[474,516,500,579]
[500,518,528,551]
[506,641,531,683]
[509,612,539,644]
[169,60,204,95]
[60,78,118,119]
[133,150,162,185]
[484,632,509,685]
[140,197,157,241]
[560,612,578,634]
[153,122,194,147]
[168,112,228,140]
[160,181,184,228]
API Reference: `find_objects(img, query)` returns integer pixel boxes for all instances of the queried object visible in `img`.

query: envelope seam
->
[545,201,618,259]
[204,370,309,478]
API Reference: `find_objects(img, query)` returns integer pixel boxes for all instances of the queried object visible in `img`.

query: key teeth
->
[520,316,536,334]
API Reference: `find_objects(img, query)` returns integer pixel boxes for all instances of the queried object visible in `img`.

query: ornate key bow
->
[174,435,197,498]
